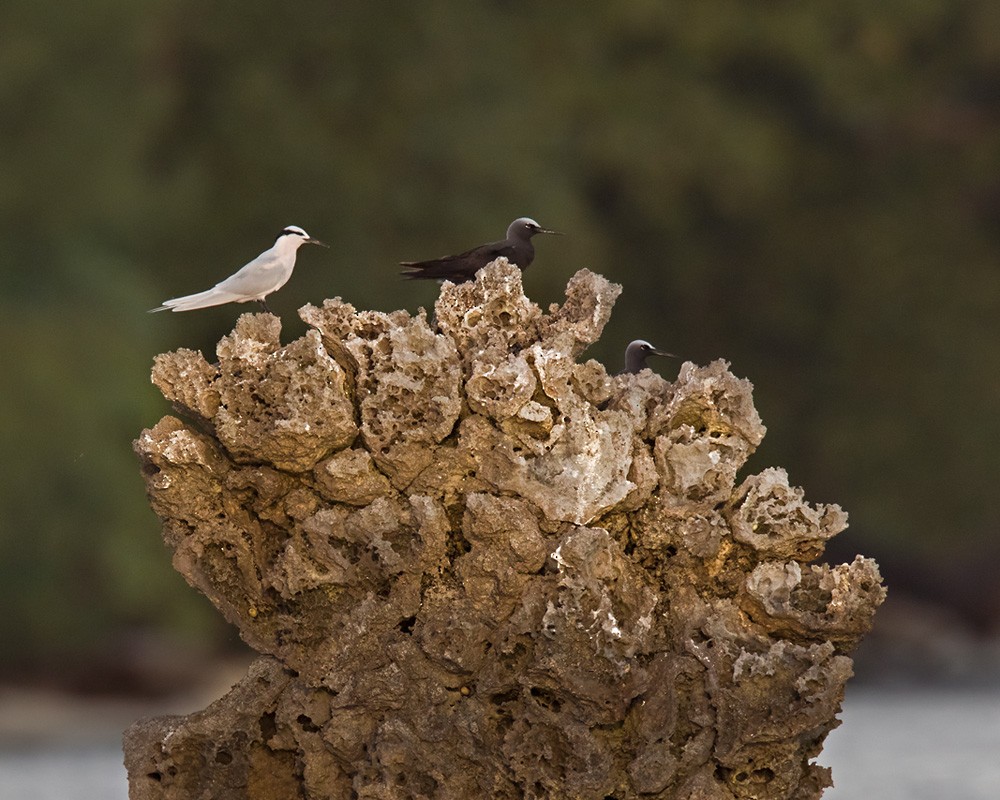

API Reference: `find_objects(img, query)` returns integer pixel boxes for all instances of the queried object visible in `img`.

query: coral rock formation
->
[129,259,885,799]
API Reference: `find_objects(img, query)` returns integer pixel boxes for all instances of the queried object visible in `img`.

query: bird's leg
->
[259,299,271,313]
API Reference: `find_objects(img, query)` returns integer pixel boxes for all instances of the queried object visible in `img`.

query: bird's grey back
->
[214,249,288,295]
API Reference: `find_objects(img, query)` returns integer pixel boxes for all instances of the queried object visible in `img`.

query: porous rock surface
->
[129,260,885,799]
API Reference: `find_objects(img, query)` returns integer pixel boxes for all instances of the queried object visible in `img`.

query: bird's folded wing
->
[213,252,284,295]
[400,242,514,279]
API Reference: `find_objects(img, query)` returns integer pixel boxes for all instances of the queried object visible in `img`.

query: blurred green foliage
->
[3,0,1000,678]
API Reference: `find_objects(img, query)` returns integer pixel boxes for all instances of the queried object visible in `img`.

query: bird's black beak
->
[538,227,563,236]
[651,348,677,359]
[306,238,329,248]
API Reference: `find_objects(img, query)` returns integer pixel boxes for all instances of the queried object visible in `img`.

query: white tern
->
[151,225,327,313]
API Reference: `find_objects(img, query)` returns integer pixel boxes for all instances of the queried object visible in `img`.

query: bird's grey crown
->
[507,217,541,239]
[624,339,661,374]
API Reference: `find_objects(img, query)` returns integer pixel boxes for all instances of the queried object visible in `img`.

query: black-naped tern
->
[151,225,327,313]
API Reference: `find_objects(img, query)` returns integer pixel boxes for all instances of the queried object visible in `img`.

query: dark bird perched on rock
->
[622,339,676,374]
[400,217,562,283]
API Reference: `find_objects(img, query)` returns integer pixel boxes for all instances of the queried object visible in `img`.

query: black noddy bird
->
[400,216,562,283]
[622,340,676,374]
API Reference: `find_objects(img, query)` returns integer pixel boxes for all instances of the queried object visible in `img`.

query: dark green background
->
[3,0,999,685]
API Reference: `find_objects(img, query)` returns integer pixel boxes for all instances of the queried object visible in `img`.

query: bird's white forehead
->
[632,339,654,349]
[512,217,539,227]
[282,225,308,237]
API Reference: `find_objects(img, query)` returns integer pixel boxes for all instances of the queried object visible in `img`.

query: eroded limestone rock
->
[130,260,885,800]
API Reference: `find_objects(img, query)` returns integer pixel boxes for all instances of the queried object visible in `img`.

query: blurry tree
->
[3,0,1000,680]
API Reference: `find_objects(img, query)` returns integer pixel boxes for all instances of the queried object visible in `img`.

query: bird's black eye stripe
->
[280,228,305,237]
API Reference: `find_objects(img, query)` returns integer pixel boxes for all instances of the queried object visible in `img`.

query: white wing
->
[210,250,290,298]
[151,247,294,312]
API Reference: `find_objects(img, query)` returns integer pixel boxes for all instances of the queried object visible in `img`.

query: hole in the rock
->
[397,615,417,635]
[495,711,514,736]
[754,768,775,782]
[259,711,278,741]
[529,686,562,712]
[412,773,439,793]
[284,668,299,678]
[491,688,519,705]
[147,772,162,782]
[297,714,320,733]
[664,545,677,557]
[166,766,177,777]
[214,749,233,765]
